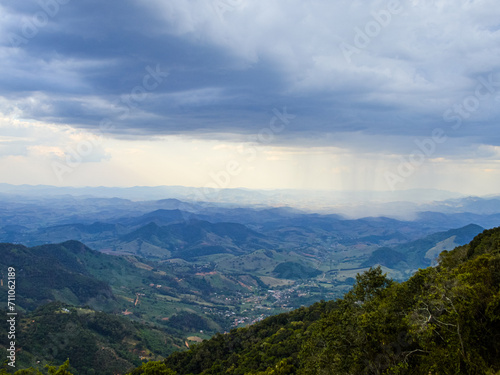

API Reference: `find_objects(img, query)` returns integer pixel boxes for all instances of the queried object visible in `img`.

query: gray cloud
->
[1,0,500,156]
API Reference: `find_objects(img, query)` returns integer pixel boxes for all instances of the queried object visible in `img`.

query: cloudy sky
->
[1,0,500,195]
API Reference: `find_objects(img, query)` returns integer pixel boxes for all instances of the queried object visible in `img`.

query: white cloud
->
[0,114,110,163]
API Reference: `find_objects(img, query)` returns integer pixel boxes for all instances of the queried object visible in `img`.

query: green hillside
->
[0,241,117,311]
[272,262,322,279]
[128,226,500,374]
[118,220,269,260]
[0,240,258,330]
[0,240,322,373]
[0,302,184,375]
[362,223,484,271]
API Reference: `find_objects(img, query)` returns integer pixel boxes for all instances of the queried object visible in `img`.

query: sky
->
[1,0,500,196]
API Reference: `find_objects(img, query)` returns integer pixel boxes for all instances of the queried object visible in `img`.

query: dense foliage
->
[1,360,74,375]
[129,227,500,374]
[0,303,184,375]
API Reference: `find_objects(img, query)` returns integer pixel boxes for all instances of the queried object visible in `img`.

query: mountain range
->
[1,185,500,373]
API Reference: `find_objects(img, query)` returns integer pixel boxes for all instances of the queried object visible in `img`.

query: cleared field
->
[259,276,295,287]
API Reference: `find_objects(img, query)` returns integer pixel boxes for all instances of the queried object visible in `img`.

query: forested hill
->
[129,227,500,375]
[0,241,116,311]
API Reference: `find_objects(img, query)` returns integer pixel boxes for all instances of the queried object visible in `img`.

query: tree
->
[127,361,176,375]
[349,266,392,303]
[1,360,74,375]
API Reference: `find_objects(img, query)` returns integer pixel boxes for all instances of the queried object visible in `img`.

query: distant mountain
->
[2,195,494,279]
[415,211,500,231]
[119,220,270,260]
[427,196,500,215]
[0,183,469,216]
[363,223,484,270]
[118,209,195,227]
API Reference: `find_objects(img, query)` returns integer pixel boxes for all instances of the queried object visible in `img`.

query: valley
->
[1,189,499,374]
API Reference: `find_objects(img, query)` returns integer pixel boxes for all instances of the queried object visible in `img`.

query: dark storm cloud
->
[1,0,500,154]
